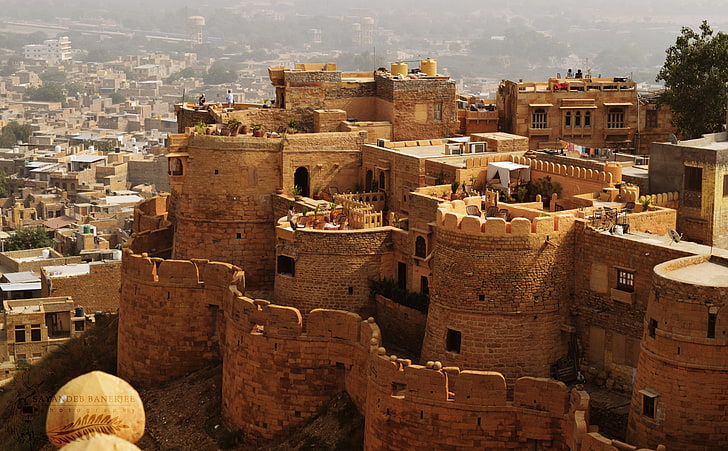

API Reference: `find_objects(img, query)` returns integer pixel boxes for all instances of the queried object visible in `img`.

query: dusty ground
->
[134,364,364,451]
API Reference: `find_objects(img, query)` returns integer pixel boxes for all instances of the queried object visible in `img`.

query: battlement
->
[122,250,244,292]
[436,197,576,237]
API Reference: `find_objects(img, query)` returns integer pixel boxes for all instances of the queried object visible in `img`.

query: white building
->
[23,37,72,64]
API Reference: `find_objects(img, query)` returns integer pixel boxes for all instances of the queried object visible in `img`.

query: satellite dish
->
[668,133,678,144]
[668,229,683,243]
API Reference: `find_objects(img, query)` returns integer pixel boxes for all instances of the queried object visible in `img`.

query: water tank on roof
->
[55,145,62,152]
[391,62,408,78]
[88,145,95,152]
[75,306,85,317]
[41,248,50,258]
[420,58,437,77]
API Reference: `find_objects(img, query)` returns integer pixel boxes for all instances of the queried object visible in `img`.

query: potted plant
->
[241,124,250,134]
[450,180,460,200]
[639,197,653,211]
[251,124,263,137]
[288,119,299,134]
[291,185,303,200]
[312,185,322,200]
[329,202,338,221]
[274,187,284,194]
[227,119,242,136]
[194,120,207,135]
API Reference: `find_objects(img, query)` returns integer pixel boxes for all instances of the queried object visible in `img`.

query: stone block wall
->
[273,227,393,319]
[117,251,244,386]
[127,155,170,193]
[627,255,728,450]
[167,135,283,290]
[572,226,691,386]
[420,201,576,385]
[374,294,426,357]
[362,145,427,214]
[218,288,626,449]
[40,261,122,313]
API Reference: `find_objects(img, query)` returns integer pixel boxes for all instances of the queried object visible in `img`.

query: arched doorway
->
[294,167,310,197]
[365,170,373,192]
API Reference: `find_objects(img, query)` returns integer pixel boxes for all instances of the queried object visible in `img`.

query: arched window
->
[169,158,183,176]
[415,236,427,258]
[564,111,571,127]
[575,111,582,127]
[293,167,310,197]
[584,111,592,127]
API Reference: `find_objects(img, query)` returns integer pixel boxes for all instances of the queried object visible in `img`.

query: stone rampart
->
[219,290,657,449]
[436,197,577,238]
[117,250,244,386]
[273,227,393,318]
[422,198,576,385]
[628,255,728,450]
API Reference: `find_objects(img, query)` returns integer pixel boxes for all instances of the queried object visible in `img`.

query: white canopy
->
[486,162,531,189]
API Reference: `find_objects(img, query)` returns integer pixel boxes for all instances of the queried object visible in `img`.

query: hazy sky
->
[1,0,726,83]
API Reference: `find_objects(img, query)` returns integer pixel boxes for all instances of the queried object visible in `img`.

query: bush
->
[369,278,429,313]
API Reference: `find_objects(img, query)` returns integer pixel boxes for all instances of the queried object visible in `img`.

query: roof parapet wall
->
[436,197,576,237]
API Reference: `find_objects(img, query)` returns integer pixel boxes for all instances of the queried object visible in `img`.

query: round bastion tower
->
[627,255,728,450]
[420,202,576,386]
[167,134,283,291]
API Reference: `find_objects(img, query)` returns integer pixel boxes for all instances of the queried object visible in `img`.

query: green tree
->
[657,21,728,139]
[110,91,126,104]
[0,121,32,147]
[25,83,65,102]
[205,60,235,85]
[6,227,53,251]
[0,172,9,198]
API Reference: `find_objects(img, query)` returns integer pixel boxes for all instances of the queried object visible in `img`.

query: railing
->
[334,193,383,229]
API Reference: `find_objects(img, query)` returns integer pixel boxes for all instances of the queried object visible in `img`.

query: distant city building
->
[23,37,72,64]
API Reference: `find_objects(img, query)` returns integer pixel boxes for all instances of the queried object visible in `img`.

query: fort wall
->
[117,250,244,386]
[167,134,282,290]
[217,288,658,450]
[421,200,576,385]
[627,255,728,450]
[273,227,393,318]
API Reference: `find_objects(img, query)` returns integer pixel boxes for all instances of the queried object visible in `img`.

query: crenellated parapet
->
[219,291,622,449]
[436,197,576,241]
[117,250,244,386]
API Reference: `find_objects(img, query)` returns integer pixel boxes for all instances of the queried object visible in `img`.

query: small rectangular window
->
[433,101,443,121]
[708,312,717,339]
[277,255,295,276]
[643,394,655,418]
[398,262,407,290]
[30,325,41,342]
[649,318,657,338]
[646,109,658,128]
[684,166,702,192]
[616,269,635,293]
[15,326,26,343]
[446,328,461,353]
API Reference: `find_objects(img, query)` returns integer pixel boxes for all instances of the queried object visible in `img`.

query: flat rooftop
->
[666,259,728,286]
[603,230,728,261]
